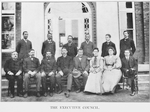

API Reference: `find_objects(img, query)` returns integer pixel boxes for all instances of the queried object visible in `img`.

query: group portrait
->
[1,1,149,102]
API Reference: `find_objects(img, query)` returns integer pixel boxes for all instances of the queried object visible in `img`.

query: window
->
[2,2,16,52]
[119,2,136,45]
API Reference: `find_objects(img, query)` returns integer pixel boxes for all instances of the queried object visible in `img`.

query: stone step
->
[138,74,149,81]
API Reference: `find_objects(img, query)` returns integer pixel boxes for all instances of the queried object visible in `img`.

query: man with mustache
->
[4,51,23,98]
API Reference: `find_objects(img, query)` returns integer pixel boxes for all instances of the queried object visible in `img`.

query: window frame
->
[119,2,136,47]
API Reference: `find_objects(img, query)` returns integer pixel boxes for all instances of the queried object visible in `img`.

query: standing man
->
[4,51,23,98]
[101,34,117,57]
[63,35,77,59]
[121,49,138,96]
[120,30,136,59]
[55,47,73,98]
[23,49,41,98]
[40,51,56,97]
[16,31,32,60]
[41,33,56,58]
[73,48,89,93]
[80,34,95,60]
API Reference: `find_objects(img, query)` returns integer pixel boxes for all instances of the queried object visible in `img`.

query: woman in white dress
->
[102,46,122,94]
[84,48,103,94]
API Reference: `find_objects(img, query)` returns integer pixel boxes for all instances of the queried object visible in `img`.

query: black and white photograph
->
[0,0,149,109]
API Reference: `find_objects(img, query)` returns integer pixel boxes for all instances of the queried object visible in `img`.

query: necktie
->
[94,56,97,65]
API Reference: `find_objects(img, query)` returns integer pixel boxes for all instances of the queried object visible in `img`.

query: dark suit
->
[40,57,56,93]
[23,57,41,92]
[121,56,137,92]
[73,55,90,90]
[120,38,136,59]
[16,39,32,60]
[56,56,73,91]
[4,58,23,95]
[80,41,95,58]
[63,43,77,59]
[41,40,56,57]
[101,41,117,57]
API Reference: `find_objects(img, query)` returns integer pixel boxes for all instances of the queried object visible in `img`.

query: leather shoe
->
[64,92,70,98]
[44,93,47,97]
[24,93,28,98]
[130,92,136,96]
[57,90,63,94]
[49,92,53,97]
[76,89,81,93]
[10,94,14,98]
[37,92,41,97]
[18,93,23,97]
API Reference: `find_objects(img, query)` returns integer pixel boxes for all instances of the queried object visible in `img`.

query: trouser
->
[41,74,55,93]
[7,75,23,95]
[127,77,135,92]
[74,73,88,90]
[55,69,73,91]
[24,72,41,92]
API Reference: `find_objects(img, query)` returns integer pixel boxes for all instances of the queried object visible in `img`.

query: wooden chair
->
[122,59,138,93]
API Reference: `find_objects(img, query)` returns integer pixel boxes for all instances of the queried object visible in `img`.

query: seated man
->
[23,49,41,97]
[73,48,89,93]
[56,47,73,98]
[4,51,23,98]
[40,51,56,97]
[121,49,138,96]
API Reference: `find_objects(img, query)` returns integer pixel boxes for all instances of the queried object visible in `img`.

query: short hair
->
[61,47,67,51]
[23,31,28,35]
[123,30,129,34]
[105,34,111,38]
[107,46,116,55]
[12,51,18,54]
[47,33,52,36]
[93,48,99,52]
[68,35,73,39]
[46,51,52,54]
[124,49,131,53]
[29,49,35,53]
[78,48,83,52]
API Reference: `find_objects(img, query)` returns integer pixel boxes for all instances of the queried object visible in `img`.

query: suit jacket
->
[73,55,90,72]
[16,39,32,59]
[23,57,40,73]
[4,58,23,77]
[57,55,73,72]
[40,57,56,74]
[80,41,95,57]
[121,56,137,77]
[101,41,117,57]
[120,38,136,59]
[41,40,56,57]
[63,43,77,58]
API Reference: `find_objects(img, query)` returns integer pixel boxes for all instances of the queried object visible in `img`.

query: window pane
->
[126,2,132,8]
[72,20,78,47]
[59,20,66,47]
[127,13,133,28]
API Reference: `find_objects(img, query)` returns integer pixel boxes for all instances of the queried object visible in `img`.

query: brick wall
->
[134,2,145,63]
[134,2,149,64]
[143,2,149,63]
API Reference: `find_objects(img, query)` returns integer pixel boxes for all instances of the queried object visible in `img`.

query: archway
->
[44,2,93,57]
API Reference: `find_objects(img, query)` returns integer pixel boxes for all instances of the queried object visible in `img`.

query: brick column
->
[134,2,145,63]
[143,2,149,64]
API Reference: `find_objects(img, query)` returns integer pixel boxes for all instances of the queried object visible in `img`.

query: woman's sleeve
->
[114,56,122,69]
[103,57,107,70]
